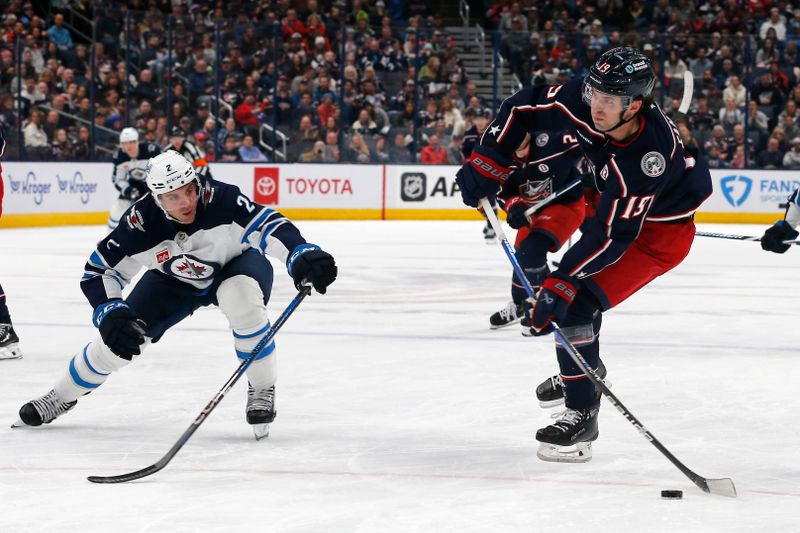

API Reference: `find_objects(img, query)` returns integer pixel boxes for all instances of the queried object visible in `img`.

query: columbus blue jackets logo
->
[164,255,218,280]
[640,151,666,177]
[520,179,552,203]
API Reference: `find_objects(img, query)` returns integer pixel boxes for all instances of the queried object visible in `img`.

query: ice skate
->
[0,323,22,360]
[12,389,77,427]
[483,221,497,243]
[536,407,598,463]
[489,301,525,329]
[535,360,609,408]
[247,384,275,440]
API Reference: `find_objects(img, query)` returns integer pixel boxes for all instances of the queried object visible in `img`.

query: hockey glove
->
[455,145,514,208]
[94,301,147,360]
[121,180,148,201]
[288,244,337,294]
[761,220,799,254]
[504,196,530,230]
[530,274,578,334]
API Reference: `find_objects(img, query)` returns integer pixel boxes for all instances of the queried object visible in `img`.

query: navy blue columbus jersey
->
[81,178,306,309]
[482,77,712,278]
[499,131,583,208]
[111,142,161,197]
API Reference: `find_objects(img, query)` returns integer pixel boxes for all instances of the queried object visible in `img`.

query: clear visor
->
[582,81,632,111]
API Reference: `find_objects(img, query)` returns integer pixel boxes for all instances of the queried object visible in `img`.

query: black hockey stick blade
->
[87,285,311,484]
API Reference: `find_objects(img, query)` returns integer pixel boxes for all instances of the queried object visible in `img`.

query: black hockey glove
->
[455,145,513,208]
[761,220,799,254]
[121,180,148,201]
[288,245,337,294]
[94,301,147,360]
[504,196,530,230]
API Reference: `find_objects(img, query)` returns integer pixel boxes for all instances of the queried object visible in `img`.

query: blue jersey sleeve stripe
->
[258,219,288,252]
[240,208,274,244]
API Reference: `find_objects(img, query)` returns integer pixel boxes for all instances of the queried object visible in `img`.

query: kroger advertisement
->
[0,162,793,227]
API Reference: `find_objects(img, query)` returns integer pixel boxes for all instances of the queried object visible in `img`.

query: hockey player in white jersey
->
[761,187,800,253]
[13,151,337,439]
[107,127,161,229]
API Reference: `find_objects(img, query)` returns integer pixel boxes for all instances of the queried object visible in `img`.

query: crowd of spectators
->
[5,0,800,168]
[0,0,474,164]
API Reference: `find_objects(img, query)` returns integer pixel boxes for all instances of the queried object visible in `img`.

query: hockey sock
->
[234,319,277,389]
[0,283,10,323]
[512,233,552,304]
[555,293,603,409]
[54,337,134,402]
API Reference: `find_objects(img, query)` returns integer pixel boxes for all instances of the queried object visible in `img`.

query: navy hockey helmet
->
[583,46,655,110]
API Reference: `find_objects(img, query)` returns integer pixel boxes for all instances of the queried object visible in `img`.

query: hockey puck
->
[661,490,683,500]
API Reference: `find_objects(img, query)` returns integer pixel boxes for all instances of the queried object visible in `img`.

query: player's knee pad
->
[217,275,268,331]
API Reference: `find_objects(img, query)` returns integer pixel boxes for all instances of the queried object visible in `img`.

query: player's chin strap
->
[479,197,737,498]
[596,102,642,134]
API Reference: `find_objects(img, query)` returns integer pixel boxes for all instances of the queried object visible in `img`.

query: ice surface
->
[0,221,798,532]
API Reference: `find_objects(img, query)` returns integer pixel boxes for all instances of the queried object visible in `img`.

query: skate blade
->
[0,344,23,360]
[536,441,592,463]
[252,423,270,440]
[10,418,27,429]
[489,318,522,330]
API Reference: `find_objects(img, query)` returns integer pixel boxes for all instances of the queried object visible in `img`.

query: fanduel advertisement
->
[705,169,800,212]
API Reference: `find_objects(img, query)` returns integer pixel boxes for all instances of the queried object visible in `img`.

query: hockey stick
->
[523,177,582,218]
[696,231,800,245]
[678,70,694,115]
[480,198,737,497]
[87,285,313,484]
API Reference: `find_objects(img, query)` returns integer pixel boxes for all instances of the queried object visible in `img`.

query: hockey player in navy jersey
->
[489,130,585,332]
[761,187,800,253]
[108,127,161,229]
[461,108,499,242]
[456,47,712,462]
[0,126,23,360]
[14,151,337,439]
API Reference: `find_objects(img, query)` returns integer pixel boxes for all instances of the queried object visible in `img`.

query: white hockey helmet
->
[119,127,139,144]
[145,150,201,204]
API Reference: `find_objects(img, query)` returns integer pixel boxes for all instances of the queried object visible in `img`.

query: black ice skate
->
[489,301,525,329]
[535,360,609,408]
[0,323,22,360]
[247,383,276,440]
[535,407,599,463]
[13,389,77,427]
[483,221,497,243]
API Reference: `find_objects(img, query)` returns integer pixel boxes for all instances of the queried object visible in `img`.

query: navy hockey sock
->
[0,283,11,323]
[511,234,552,304]
[555,292,603,409]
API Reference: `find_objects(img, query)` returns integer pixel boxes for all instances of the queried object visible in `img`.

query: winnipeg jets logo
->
[164,255,218,280]
[641,151,666,177]
[488,125,501,137]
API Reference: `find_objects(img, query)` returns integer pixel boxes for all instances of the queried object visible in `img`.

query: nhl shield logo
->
[640,151,666,177]
[401,172,426,202]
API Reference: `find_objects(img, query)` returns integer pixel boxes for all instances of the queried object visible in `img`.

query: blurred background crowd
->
[0,0,797,168]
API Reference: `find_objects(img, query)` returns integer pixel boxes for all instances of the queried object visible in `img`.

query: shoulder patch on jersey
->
[164,254,218,280]
[126,206,146,232]
[535,133,549,147]
[640,151,666,177]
